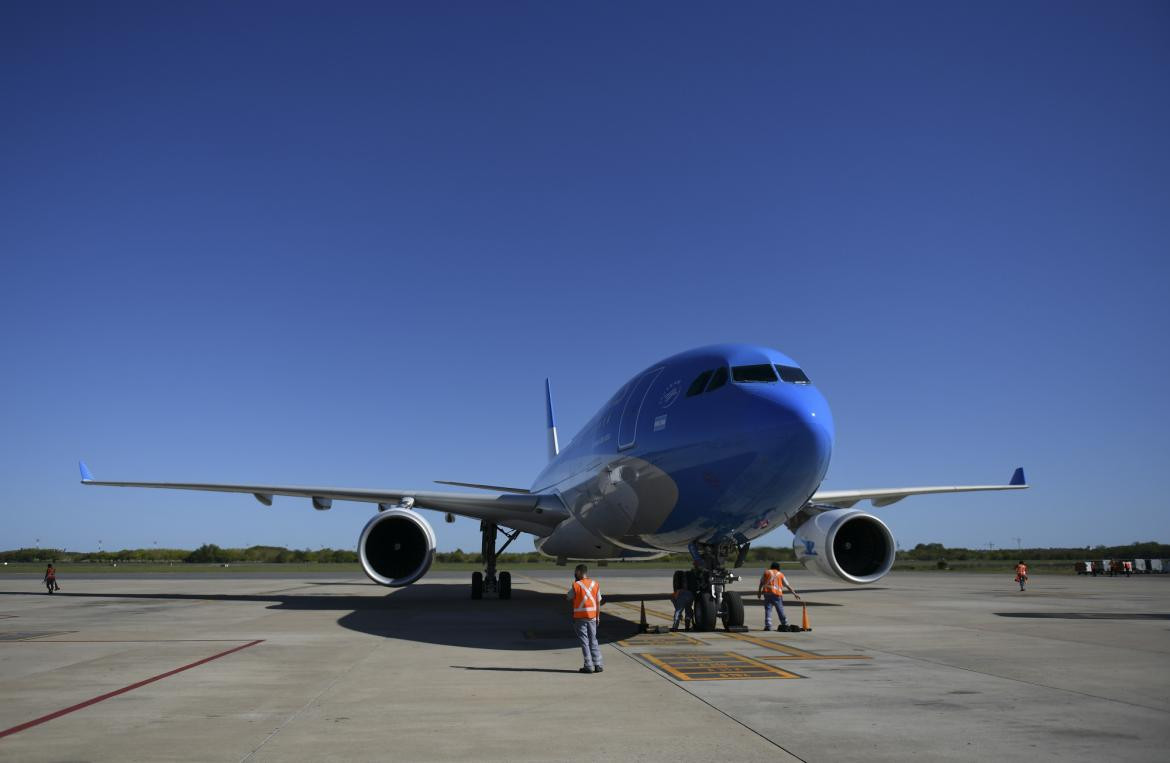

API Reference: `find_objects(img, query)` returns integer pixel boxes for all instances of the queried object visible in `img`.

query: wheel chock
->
[723,625,750,633]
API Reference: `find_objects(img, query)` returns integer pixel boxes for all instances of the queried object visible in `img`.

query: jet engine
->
[358,508,437,586]
[791,509,895,584]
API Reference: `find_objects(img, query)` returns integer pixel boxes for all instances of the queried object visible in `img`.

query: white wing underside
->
[80,473,568,534]
[812,476,1027,509]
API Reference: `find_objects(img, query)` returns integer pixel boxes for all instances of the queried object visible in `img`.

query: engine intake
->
[792,509,895,584]
[358,508,436,586]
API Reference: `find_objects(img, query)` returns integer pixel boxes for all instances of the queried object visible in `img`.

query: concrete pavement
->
[1,569,1167,761]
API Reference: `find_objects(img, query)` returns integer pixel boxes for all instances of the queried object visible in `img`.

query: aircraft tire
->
[721,591,744,629]
[471,571,483,600]
[694,593,717,631]
[499,571,511,600]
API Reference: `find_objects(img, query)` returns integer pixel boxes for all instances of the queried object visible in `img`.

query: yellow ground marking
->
[720,631,871,660]
[516,574,678,622]
[639,651,803,681]
[617,632,705,647]
[611,600,676,621]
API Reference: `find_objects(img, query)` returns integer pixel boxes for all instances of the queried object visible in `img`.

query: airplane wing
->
[811,467,1028,509]
[78,461,568,531]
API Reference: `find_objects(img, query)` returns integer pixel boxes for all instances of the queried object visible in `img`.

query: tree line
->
[2,541,1166,565]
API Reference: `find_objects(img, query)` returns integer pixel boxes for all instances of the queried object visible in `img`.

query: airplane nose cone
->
[740,383,834,490]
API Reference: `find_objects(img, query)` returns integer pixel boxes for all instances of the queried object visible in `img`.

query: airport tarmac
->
[0,569,1167,762]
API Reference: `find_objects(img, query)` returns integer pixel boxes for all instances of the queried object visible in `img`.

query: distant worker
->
[1014,561,1028,591]
[670,574,693,631]
[757,562,800,630]
[567,564,603,674]
[44,563,59,594]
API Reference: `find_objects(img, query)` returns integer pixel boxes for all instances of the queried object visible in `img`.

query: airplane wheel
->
[499,571,511,600]
[471,571,483,600]
[721,591,744,629]
[672,570,685,592]
[693,593,717,631]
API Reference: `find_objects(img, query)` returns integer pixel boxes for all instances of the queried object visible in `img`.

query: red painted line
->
[1,639,259,644]
[0,639,263,740]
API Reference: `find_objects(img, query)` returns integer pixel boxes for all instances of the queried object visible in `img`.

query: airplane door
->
[618,367,663,450]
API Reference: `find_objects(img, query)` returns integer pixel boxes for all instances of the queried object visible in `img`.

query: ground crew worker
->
[567,564,603,673]
[670,577,693,631]
[757,562,800,630]
[44,563,59,593]
[1015,561,1028,591]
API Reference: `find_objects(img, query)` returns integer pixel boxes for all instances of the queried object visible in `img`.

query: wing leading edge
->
[811,467,1027,509]
[78,461,567,533]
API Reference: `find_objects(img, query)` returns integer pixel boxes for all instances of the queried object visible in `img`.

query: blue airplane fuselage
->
[532,344,834,559]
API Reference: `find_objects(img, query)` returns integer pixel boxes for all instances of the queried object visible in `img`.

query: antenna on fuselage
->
[545,378,559,461]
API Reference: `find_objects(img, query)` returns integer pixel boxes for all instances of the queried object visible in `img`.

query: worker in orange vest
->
[1015,561,1028,591]
[566,564,604,673]
[757,562,800,630]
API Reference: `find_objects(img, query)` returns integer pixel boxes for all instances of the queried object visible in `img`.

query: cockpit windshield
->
[731,364,779,383]
[775,365,810,384]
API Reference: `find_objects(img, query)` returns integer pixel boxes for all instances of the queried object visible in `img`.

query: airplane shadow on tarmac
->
[0,581,867,651]
[0,585,643,651]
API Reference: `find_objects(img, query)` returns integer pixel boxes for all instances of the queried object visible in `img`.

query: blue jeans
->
[763,593,787,628]
[672,591,693,628]
[574,618,602,668]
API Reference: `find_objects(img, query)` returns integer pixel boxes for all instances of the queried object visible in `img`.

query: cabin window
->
[705,366,729,392]
[687,370,713,397]
[776,365,811,384]
[732,364,779,383]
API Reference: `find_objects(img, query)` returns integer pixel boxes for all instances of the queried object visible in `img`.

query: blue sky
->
[2,1,1167,554]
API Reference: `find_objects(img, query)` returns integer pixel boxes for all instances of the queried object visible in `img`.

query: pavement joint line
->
[824,635,1170,715]
[0,639,264,740]
[611,642,808,762]
[238,636,387,763]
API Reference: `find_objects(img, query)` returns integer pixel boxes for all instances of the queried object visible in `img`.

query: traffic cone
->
[639,600,649,633]
[801,602,811,632]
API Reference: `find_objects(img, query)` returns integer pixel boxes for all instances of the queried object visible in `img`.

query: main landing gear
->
[471,521,519,600]
[673,538,749,631]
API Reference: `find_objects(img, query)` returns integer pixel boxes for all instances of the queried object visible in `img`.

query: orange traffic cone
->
[639,600,649,633]
[801,602,811,632]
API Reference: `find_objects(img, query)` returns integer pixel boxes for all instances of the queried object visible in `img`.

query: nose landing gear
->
[676,539,749,631]
[471,521,518,600]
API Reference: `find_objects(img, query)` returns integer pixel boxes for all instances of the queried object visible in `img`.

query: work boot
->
[579,667,594,674]
[593,666,604,673]
[763,626,771,631]
[670,627,679,632]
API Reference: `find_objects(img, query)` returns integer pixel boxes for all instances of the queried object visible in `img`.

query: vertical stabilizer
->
[545,378,559,461]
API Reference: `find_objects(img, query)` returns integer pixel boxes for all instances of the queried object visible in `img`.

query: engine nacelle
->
[358,508,436,587]
[791,509,895,585]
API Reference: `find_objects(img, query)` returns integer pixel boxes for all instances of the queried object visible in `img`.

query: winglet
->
[545,378,559,461]
[79,460,94,483]
[1009,467,1026,486]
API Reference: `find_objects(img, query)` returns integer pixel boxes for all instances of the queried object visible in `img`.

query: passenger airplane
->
[80,344,1027,631]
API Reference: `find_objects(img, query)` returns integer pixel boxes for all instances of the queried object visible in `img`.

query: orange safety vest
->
[761,569,785,597]
[1015,564,1027,577]
[572,578,600,619]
